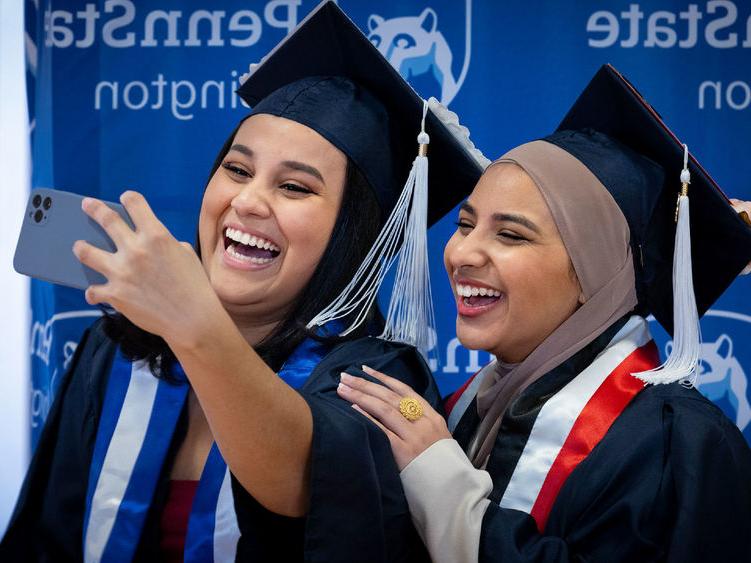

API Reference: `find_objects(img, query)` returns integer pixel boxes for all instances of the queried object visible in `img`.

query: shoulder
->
[605,382,751,470]
[57,316,119,407]
[648,383,750,456]
[75,315,116,359]
[632,383,744,438]
[332,337,427,367]
[304,337,439,403]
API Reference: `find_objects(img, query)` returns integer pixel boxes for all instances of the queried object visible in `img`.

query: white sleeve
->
[400,438,493,563]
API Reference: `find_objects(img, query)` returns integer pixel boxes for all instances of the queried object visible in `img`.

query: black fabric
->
[301,338,439,563]
[446,323,751,562]
[0,318,114,563]
[237,1,482,225]
[476,382,751,562]
[1,321,434,563]
[550,64,751,334]
[451,397,479,453]
[485,317,628,504]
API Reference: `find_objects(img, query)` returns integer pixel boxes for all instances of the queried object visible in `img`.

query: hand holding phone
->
[13,188,134,290]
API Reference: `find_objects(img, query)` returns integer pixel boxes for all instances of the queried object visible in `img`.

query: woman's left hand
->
[337,366,451,471]
[73,191,222,347]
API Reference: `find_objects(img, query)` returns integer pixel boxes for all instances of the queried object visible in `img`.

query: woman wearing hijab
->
[1,3,483,561]
[338,65,751,562]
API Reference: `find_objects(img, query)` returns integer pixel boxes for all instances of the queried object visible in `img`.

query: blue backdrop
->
[26,0,751,446]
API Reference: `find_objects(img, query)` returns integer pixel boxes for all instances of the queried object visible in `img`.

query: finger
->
[119,191,163,234]
[84,284,109,306]
[340,372,402,405]
[73,240,115,276]
[81,197,132,247]
[359,366,441,421]
[180,241,196,253]
[361,365,424,404]
[337,382,412,438]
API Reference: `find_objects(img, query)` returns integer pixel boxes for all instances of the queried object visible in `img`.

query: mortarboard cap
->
[236,1,486,357]
[546,64,751,336]
[236,0,483,225]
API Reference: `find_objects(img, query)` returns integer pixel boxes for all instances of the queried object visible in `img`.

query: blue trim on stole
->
[183,444,226,562]
[85,330,335,561]
[82,351,136,549]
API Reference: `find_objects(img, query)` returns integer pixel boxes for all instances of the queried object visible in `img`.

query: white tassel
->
[307,101,437,359]
[379,133,435,359]
[633,145,701,385]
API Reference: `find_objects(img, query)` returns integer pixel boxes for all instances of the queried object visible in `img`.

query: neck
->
[230,315,281,347]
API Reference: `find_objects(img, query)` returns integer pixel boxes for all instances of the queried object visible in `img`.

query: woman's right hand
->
[337,366,451,471]
[73,191,225,349]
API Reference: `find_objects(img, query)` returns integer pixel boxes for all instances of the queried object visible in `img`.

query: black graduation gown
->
[451,321,751,562]
[1,318,436,562]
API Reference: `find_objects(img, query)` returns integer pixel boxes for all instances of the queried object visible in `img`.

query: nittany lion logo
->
[367,3,471,105]
[656,310,751,440]
[697,335,751,430]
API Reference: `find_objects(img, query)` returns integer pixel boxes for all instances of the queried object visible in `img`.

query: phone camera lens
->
[32,194,42,208]
[34,210,44,223]
[43,197,52,210]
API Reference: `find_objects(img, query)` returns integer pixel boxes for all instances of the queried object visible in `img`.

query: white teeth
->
[456,283,501,298]
[225,228,280,252]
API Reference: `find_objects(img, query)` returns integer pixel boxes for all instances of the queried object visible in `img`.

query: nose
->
[231,181,272,218]
[446,229,487,273]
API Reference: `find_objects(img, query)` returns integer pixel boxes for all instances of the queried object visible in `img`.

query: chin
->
[209,279,254,307]
[455,321,501,355]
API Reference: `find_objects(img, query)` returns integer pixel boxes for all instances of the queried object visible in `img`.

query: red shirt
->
[159,480,199,562]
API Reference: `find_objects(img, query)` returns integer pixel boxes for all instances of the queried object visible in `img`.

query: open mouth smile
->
[222,226,281,267]
[455,282,504,317]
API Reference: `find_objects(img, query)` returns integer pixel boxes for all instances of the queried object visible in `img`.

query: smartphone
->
[13,188,134,290]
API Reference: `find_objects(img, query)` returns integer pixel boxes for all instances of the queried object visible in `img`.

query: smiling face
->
[444,163,583,363]
[198,114,347,336]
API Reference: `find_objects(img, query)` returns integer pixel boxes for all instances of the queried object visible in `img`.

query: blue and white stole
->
[83,335,332,563]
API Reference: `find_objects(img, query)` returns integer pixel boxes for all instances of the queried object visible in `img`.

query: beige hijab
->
[467,140,639,467]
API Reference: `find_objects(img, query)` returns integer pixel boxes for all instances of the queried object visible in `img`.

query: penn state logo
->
[367,2,472,105]
[654,310,751,442]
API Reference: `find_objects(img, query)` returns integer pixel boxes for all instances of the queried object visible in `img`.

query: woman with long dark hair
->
[1,4,483,561]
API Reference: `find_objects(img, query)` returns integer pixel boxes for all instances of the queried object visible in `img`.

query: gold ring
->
[399,397,423,422]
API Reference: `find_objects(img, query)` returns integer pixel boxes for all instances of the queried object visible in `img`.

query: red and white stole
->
[447,316,659,532]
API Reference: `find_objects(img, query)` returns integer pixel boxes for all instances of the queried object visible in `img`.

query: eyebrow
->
[227,145,325,184]
[280,160,324,183]
[229,144,252,158]
[460,201,541,233]
[493,213,541,234]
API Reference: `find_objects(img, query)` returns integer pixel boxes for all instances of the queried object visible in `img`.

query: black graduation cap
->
[236,0,483,226]
[545,64,751,335]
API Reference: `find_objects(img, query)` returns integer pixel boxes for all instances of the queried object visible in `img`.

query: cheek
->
[198,179,238,262]
[281,203,338,272]
[516,251,579,315]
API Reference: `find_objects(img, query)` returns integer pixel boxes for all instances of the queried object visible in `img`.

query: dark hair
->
[104,118,383,378]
